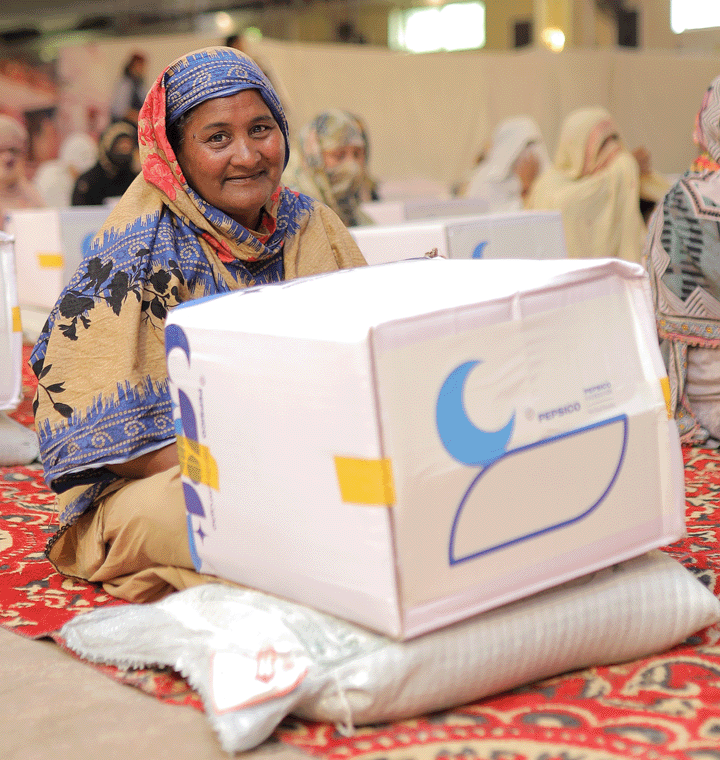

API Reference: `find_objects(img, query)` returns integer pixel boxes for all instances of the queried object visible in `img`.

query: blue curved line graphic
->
[436,360,515,467]
[471,241,488,259]
[186,513,202,571]
[183,481,206,516]
[448,414,628,566]
[178,388,198,442]
[165,323,191,361]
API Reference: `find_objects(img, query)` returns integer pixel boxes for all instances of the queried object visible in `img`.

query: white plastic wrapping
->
[60,550,720,755]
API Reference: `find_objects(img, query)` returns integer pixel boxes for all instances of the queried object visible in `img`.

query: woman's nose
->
[229,137,257,166]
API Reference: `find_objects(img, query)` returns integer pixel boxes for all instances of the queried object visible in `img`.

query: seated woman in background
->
[645,74,720,445]
[0,114,44,228]
[71,121,139,206]
[284,109,377,227]
[457,116,549,212]
[527,106,656,263]
[31,46,366,604]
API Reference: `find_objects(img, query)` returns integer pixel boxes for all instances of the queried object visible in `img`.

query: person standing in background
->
[109,53,148,128]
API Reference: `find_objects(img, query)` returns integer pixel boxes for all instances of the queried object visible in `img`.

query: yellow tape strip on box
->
[177,436,219,490]
[334,456,395,506]
[37,253,64,268]
[660,376,672,419]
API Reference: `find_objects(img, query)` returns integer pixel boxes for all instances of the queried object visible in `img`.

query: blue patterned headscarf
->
[162,46,290,169]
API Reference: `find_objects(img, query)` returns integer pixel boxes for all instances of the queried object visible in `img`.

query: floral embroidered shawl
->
[31,46,365,527]
[645,74,720,444]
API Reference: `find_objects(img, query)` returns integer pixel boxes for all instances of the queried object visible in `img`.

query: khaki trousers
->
[47,465,218,603]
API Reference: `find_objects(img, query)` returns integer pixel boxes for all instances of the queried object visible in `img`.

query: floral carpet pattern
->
[4,346,720,758]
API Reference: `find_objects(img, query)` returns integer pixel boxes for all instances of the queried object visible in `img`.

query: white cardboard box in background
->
[165,258,685,639]
[350,210,567,265]
[0,231,22,411]
[5,206,112,312]
[361,196,491,225]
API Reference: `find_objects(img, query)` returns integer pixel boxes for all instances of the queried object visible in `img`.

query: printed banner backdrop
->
[56,36,720,193]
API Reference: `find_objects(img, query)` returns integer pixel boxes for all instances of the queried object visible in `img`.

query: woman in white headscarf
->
[34,131,97,207]
[527,106,648,263]
[0,115,44,229]
[459,116,549,212]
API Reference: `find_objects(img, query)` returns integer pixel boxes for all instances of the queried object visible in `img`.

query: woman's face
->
[322,144,365,170]
[177,89,285,230]
[0,141,24,189]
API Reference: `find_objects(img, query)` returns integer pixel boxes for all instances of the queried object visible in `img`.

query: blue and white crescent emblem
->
[436,360,515,467]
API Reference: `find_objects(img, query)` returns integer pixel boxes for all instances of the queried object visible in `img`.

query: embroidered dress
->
[31,46,365,533]
[645,75,720,444]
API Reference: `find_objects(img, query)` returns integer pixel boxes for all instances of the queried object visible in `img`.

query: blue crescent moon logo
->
[471,241,488,259]
[165,323,191,361]
[436,360,515,467]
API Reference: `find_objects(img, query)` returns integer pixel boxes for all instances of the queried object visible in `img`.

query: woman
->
[0,114,44,228]
[71,121,138,206]
[31,47,365,603]
[459,116,549,212]
[284,109,376,227]
[645,74,720,445]
[527,107,648,263]
[109,52,148,128]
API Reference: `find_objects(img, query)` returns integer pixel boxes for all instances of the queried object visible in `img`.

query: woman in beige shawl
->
[527,107,650,263]
[32,47,365,604]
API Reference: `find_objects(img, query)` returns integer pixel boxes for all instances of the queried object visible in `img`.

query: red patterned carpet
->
[4,346,720,759]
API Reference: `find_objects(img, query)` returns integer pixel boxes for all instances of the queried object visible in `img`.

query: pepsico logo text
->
[538,402,581,422]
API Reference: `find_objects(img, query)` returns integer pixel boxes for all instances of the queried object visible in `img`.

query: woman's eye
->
[251,124,271,135]
[208,133,226,143]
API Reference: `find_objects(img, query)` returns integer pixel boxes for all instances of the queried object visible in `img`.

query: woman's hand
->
[632,146,652,176]
[515,151,541,198]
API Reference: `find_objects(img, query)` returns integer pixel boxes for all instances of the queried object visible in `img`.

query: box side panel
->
[446,211,568,261]
[58,206,113,275]
[165,322,402,637]
[350,224,448,266]
[372,271,685,637]
[5,209,65,311]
